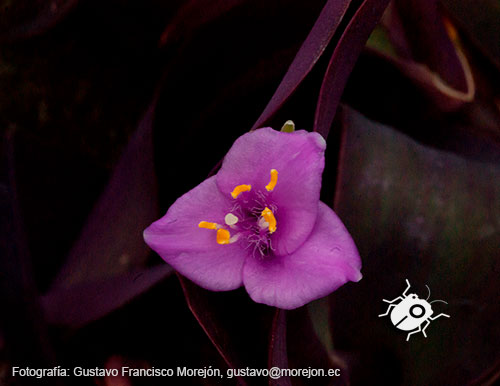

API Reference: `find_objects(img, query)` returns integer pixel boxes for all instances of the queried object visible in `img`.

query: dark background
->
[1,0,499,385]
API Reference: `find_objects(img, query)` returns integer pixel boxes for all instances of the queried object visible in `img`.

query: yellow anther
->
[261,207,277,233]
[231,184,252,199]
[216,228,231,244]
[265,169,278,192]
[198,221,218,230]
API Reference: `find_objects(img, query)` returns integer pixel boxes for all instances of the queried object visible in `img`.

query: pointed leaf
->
[42,264,173,328]
[269,309,290,386]
[307,298,351,384]
[374,0,475,111]
[0,133,57,369]
[287,307,339,385]
[440,0,500,71]
[313,0,391,138]
[251,0,353,130]
[330,106,500,385]
[51,103,159,290]
[178,275,276,385]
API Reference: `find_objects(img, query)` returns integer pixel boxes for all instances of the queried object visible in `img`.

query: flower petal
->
[242,202,362,309]
[217,128,326,255]
[144,176,247,290]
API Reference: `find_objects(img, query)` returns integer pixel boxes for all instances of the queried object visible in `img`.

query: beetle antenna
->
[430,299,448,305]
[425,285,431,300]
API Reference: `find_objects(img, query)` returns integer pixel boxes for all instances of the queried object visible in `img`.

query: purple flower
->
[144,127,362,309]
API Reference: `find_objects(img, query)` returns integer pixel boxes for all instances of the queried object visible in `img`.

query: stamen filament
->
[265,169,278,192]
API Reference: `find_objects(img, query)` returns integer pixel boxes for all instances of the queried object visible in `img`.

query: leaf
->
[268,309,290,386]
[372,0,475,111]
[306,298,351,385]
[468,357,500,386]
[251,0,353,130]
[50,103,159,290]
[308,297,349,372]
[390,0,467,89]
[0,0,79,42]
[336,49,500,162]
[287,307,341,386]
[330,106,500,385]
[41,264,173,328]
[159,0,247,47]
[313,0,391,139]
[0,132,56,368]
[440,0,500,72]
[178,275,275,385]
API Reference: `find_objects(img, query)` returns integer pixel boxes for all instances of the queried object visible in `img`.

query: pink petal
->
[242,202,362,309]
[144,176,247,290]
[217,128,326,255]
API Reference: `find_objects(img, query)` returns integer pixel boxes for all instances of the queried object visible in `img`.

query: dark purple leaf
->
[50,103,159,290]
[41,264,173,328]
[330,105,500,385]
[0,132,58,374]
[178,275,276,386]
[154,1,327,182]
[373,0,475,111]
[251,0,353,130]
[268,309,290,386]
[308,298,350,380]
[391,0,467,91]
[308,298,333,355]
[159,0,247,47]
[468,357,500,386]
[440,0,500,72]
[339,49,500,163]
[287,307,341,386]
[0,0,79,42]
[372,47,474,111]
[313,0,391,138]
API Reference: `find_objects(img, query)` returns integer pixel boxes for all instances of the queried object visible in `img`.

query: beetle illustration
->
[379,279,450,341]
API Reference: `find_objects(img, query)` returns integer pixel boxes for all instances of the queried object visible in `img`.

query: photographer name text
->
[12,366,341,380]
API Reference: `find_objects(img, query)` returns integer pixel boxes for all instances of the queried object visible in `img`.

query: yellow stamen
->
[261,207,277,233]
[216,228,231,244]
[231,184,252,199]
[198,221,218,230]
[265,169,278,192]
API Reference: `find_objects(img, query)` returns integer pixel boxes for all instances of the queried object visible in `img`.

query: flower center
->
[198,169,279,252]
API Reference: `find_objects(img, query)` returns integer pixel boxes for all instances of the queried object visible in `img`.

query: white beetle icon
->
[379,279,450,341]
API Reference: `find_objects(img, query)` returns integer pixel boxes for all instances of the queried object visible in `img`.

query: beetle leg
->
[382,296,403,304]
[429,313,450,321]
[402,279,411,296]
[378,304,396,317]
[421,320,431,337]
[406,325,423,341]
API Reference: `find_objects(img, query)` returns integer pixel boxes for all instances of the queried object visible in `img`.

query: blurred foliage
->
[333,106,499,385]
[0,0,499,385]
